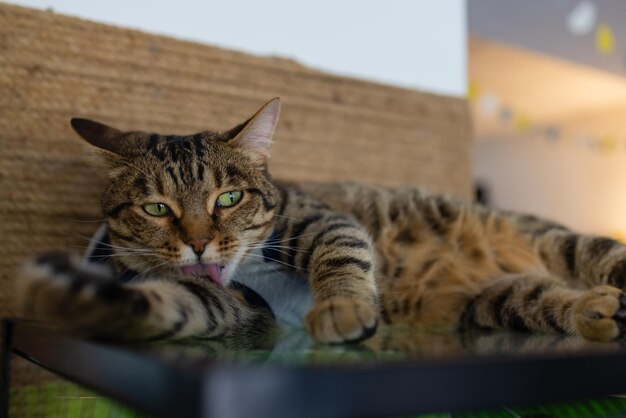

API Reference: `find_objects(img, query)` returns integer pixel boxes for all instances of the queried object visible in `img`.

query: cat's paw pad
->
[17,251,148,323]
[574,285,626,342]
[305,297,378,344]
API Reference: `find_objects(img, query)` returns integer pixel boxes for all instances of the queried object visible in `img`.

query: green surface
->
[10,382,145,418]
[10,381,626,418]
[444,397,626,418]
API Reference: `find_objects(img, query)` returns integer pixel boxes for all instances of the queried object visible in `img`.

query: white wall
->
[9,0,467,97]
[474,138,626,239]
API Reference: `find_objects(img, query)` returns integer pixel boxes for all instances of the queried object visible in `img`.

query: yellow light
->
[611,231,626,244]
[514,113,531,134]
[467,81,479,103]
[595,23,615,55]
[599,135,617,154]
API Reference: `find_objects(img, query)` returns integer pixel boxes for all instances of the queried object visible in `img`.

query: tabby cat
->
[17,98,626,344]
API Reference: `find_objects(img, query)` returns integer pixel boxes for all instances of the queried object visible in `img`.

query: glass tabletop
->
[7,319,626,418]
[138,324,624,367]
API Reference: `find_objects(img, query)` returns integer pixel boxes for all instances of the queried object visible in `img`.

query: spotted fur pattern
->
[16,98,626,343]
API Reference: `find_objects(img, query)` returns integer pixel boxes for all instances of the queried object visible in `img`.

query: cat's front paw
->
[17,251,148,332]
[305,297,378,344]
[573,285,626,342]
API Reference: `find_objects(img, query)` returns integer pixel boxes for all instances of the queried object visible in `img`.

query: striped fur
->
[299,182,626,342]
[16,99,626,343]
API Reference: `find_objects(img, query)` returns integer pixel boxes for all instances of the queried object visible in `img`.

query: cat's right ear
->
[228,98,281,166]
[70,118,143,158]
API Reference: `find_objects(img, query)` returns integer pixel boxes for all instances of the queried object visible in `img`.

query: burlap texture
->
[0,4,471,386]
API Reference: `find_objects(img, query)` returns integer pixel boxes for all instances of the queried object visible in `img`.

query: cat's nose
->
[188,239,210,256]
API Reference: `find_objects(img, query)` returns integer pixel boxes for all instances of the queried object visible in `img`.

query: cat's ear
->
[70,118,144,157]
[228,98,280,166]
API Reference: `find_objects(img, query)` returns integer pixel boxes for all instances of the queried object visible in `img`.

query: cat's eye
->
[216,191,243,208]
[143,203,171,217]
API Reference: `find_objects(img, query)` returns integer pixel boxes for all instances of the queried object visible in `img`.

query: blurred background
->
[470,0,626,243]
[9,0,626,240]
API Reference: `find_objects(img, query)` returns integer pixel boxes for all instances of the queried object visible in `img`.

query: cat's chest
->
[235,253,312,327]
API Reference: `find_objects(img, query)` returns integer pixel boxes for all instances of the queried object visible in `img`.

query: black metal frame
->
[1,321,12,418]
[5,318,626,418]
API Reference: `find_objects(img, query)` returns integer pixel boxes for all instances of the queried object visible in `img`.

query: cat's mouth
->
[180,263,223,286]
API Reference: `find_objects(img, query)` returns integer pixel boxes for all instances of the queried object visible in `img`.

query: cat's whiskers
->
[241,256,293,282]
[227,237,314,258]
[69,237,168,274]
[69,244,155,255]
[68,234,156,254]
[241,231,321,247]
[249,244,310,254]
[134,259,172,279]
[68,232,134,247]
[237,239,311,258]
[237,240,292,257]
[242,251,303,271]
[248,246,291,258]
[242,244,308,259]
[84,252,157,260]
[66,231,104,241]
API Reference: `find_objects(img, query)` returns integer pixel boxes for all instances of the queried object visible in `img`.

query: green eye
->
[143,203,171,217]
[216,191,243,208]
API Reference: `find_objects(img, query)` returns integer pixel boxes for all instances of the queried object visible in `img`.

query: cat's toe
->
[33,251,75,273]
[305,297,378,344]
[612,295,626,338]
[24,251,113,288]
[574,285,625,342]
[17,251,77,312]
[17,251,133,323]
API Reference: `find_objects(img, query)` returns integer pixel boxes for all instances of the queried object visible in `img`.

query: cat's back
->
[278,179,424,209]
[275,179,469,239]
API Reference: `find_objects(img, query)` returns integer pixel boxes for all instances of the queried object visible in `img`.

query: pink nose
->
[188,239,209,255]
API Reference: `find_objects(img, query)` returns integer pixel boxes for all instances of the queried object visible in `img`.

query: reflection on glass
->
[138,325,621,366]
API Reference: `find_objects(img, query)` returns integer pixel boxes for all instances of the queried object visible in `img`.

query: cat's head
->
[71,98,282,287]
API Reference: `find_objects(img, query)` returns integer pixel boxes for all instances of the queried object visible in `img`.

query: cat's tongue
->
[180,263,222,286]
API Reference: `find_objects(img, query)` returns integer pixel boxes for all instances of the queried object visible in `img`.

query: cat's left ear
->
[70,118,146,158]
[229,97,280,166]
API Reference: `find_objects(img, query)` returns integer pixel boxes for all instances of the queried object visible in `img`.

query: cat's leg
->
[17,252,274,340]
[516,216,626,290]
[461,273,626,342]
[274,196,379,343]
[300,214,379,343]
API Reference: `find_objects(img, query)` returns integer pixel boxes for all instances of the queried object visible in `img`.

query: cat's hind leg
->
[461,273,626,342]
[518,218,626,290]
[16,252,273,340]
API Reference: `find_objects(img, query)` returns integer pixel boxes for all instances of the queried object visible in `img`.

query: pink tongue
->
[180,263,222,286]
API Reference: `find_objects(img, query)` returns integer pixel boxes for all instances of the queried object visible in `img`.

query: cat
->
[16,98,626,344]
